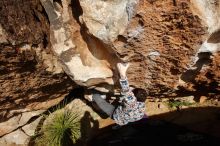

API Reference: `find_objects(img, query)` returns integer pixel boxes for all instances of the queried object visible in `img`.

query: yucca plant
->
[36,109,81,146]
[167,100,194,109]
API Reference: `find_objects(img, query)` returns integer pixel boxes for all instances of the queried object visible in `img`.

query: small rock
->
[65,99,100,120]
[94,86,110,93]
[214,99,219,102]
[0,24,8,44]
[111,96,117,100]
[199,96,207,104]
[179,96,195,104]
[161,98,169,102]
[0,110,45,136]
[20,44,31,52]
[19,110,45,126]
[0,129,30,146]
[181,105,188,109]
[0,114,21,136]
[153,98,160,102]
[148,51,160,57]
[22,116,43,136]
[79,0,133,42]
[158,103,166,109]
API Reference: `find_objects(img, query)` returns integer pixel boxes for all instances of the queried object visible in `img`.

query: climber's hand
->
[117,62,130,79]
[84,94,93,102]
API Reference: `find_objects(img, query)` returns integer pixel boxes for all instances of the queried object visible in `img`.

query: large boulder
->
[0,0,219,144]
[0,45,74,120]
[40,0,219,93]
[40,0,116,88]
[0,0,219,119]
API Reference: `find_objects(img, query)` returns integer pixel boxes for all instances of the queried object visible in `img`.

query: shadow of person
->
[90,106,220,146]
[75,111,99,146]
[180,52,212,82]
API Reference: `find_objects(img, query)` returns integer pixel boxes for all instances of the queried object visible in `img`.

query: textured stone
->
[35,47,63,74]
[0,0,219,144]
[0,0,49,45]
[0,24,8,44]
[39,0,219,95]
[0,110,44,136]
[112,0,207,91]
[41,0,115,87]
[0,46,74,120]
[178,96,195,104]
[0,0,220,119]
[19,110,45,126]
[0,0,216,96]
[79,0,138,42]
[199,96,208,104]
[0,129,30,146]
[39,0,220,95]
[0,115,21,137]
[158,103,166,109]
[22,116,43,136]
[65,99,100,120]
[190,0,220,61]
[43,99,101,126]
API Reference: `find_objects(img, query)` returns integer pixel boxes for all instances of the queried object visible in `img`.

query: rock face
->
[79,0,138,42]
[112,0,207,92]
[191,0,220,53]
[40,0,115,88]
[0,129,30,146]
[0,46,74,119]
[0,0,48,45]
[40,0,219,94]
[0,110,44,136]
[0,0,219,116]
[0,24,8,44]
[0,0,219,145]
[0,0,77,115]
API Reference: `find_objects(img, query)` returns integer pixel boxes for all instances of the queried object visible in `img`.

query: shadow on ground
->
[74,111,99,146]
[89,106,220,146]
[28,88,220,146]
[63,88,220,146]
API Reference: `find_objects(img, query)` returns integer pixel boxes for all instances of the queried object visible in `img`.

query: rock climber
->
[85,63,147,126]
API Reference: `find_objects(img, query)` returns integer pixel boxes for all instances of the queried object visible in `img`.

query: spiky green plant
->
[167,100,194,109]
[36,109,81,146]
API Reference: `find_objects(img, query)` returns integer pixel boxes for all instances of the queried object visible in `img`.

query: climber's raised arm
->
[117,63,132,95]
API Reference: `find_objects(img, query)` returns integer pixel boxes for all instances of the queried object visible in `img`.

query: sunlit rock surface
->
[0,0,219,144]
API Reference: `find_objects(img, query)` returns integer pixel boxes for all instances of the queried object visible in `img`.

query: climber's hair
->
[132,88,148,102]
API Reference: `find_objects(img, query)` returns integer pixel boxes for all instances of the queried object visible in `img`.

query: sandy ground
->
[97,96,220,138]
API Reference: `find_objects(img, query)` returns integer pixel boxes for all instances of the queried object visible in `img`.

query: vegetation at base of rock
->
[35,109,81,146]
[167,100,194,109]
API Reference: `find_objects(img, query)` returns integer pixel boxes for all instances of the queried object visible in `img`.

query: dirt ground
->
[97,95,220,138]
